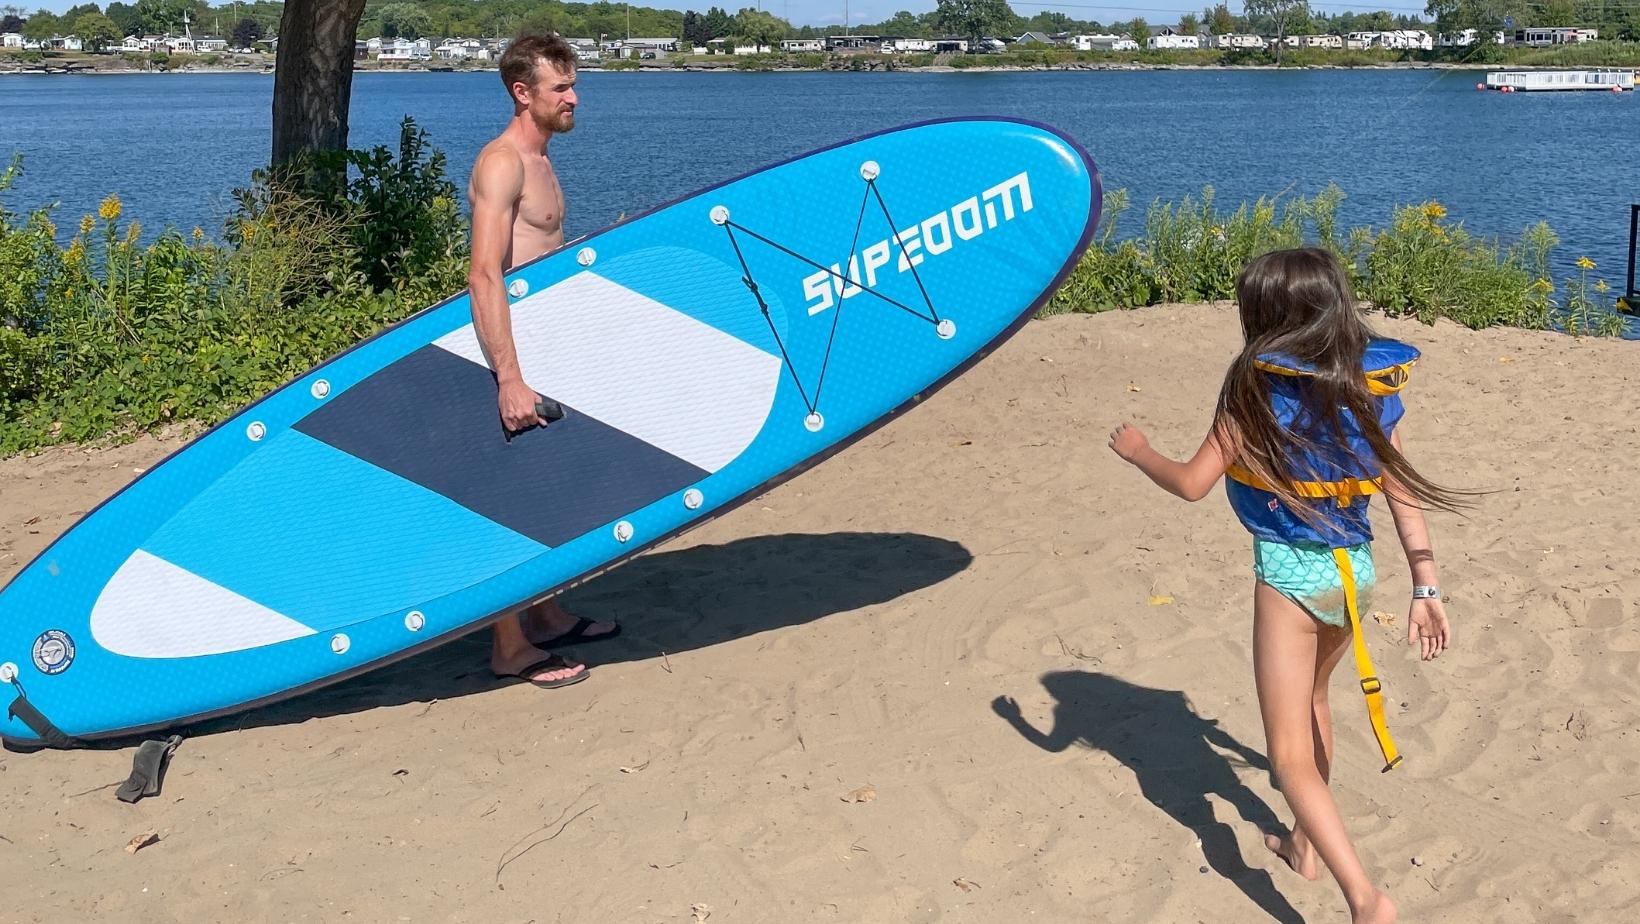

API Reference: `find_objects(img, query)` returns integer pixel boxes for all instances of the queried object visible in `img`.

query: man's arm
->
[468,147,542,432]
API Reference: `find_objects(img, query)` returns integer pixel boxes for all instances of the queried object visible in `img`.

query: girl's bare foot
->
[1351,889,1397,924]
[1264,831,1320,881]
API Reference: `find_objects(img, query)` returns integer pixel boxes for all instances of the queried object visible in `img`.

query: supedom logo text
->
[800,171,1033,316]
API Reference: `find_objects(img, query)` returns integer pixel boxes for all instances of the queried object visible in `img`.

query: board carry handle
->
[503,397,566,443]
[6,681,81,749]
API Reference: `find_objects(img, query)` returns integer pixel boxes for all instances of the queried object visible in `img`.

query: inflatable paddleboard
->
[1,118,1100,747]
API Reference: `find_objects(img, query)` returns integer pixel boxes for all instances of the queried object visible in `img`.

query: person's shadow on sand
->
[197,531,970,735]
[993,671,1305,924]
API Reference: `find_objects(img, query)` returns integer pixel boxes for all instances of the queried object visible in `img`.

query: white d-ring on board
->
[683,488,703,510]
[709,205,730,225]
[577,247,596,267]
[860,161,881,181]
[508,279,529,298]
[330,634,350,654]
[404,611,425,632]
[613,521,634,543]
[311,379,331,399]
[246,421,266,442]
[804,412,825,432]
[936,319,957,340]
[0,662,17,683]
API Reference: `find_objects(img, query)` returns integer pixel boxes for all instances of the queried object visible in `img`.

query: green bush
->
[1357,202,1554,330]
[1558,256,1627,336]
[248,116,467,295]
[0,126,469,453]
[1044,185,1321,313]
[1042,187,1596,337]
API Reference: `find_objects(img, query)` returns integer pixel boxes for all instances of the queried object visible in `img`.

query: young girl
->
[1108,248,1454,924]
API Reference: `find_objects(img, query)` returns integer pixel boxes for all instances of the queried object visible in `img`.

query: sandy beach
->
[2,304,1637,922]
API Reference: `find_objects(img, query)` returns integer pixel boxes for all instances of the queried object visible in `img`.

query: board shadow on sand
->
[993,671,1305,924]
[193,531,971,736]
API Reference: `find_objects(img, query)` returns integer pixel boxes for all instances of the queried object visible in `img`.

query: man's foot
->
[522,601,620,648]
[491,647,588,689]
[1264,831,1320,881]
[1351,889,1397,924]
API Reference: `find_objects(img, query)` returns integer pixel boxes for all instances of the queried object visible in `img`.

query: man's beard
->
[539,109,574,134]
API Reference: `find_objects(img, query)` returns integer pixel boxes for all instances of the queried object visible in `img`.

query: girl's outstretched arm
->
[1108,420,1234,502]
[1383,430,1451,660]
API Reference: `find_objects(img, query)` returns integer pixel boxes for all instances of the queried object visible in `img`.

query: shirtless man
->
[469,33,618,688]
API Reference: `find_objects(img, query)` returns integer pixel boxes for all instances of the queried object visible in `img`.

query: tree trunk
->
[271,0,368,167]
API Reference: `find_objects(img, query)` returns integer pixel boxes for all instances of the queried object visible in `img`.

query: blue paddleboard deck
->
[0,118,1101,746]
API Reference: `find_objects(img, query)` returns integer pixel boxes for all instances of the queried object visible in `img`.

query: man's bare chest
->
[517,161,564,229]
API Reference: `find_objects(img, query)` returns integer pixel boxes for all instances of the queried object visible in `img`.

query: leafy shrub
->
[1358,202,1553,330]
[248,116,467,295]
[1042,188,1595,337]
[0,124,470,453]
[1559,256,1627,336]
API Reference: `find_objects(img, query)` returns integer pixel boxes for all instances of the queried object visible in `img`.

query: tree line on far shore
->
[5,2,1636,53]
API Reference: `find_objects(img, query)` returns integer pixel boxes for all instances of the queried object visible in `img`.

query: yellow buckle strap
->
[1332,546,1402,772]
[1226,465,1382,505]
[1366,363,1414,396]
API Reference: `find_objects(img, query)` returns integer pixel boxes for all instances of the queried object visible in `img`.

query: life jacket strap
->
[1252,358,1416,397]
[1226,465,1382,506]
[1366,364,1414,396]
[1331,546,1402,772]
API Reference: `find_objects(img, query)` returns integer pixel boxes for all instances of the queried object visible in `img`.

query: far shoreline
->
[6,59,1613,78]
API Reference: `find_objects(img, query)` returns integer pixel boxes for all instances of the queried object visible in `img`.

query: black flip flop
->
[535,616,623,649]
[494,654,590,689]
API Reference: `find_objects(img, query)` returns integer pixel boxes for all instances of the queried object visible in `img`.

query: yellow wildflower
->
[79,214,95,235]
[98,194,122,222]
[1420,202,1448,221]
[191,226,205,242]
[1576,256,1595,270]
[1595,279,1609,293]
[65,239,86,264]
[1531,278,1553,294]
[126,221,142,243]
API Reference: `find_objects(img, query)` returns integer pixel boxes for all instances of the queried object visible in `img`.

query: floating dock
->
[1481,69,1635,92]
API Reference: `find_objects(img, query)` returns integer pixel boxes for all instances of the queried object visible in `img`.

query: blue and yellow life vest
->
[1225,339,1418,547]
[1226,338,1419,773]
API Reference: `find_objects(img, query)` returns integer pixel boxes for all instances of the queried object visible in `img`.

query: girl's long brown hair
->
[1215,248,1466,531]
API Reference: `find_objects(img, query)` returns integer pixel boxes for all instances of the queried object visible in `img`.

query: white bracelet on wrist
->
[1412,585,1441,600]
